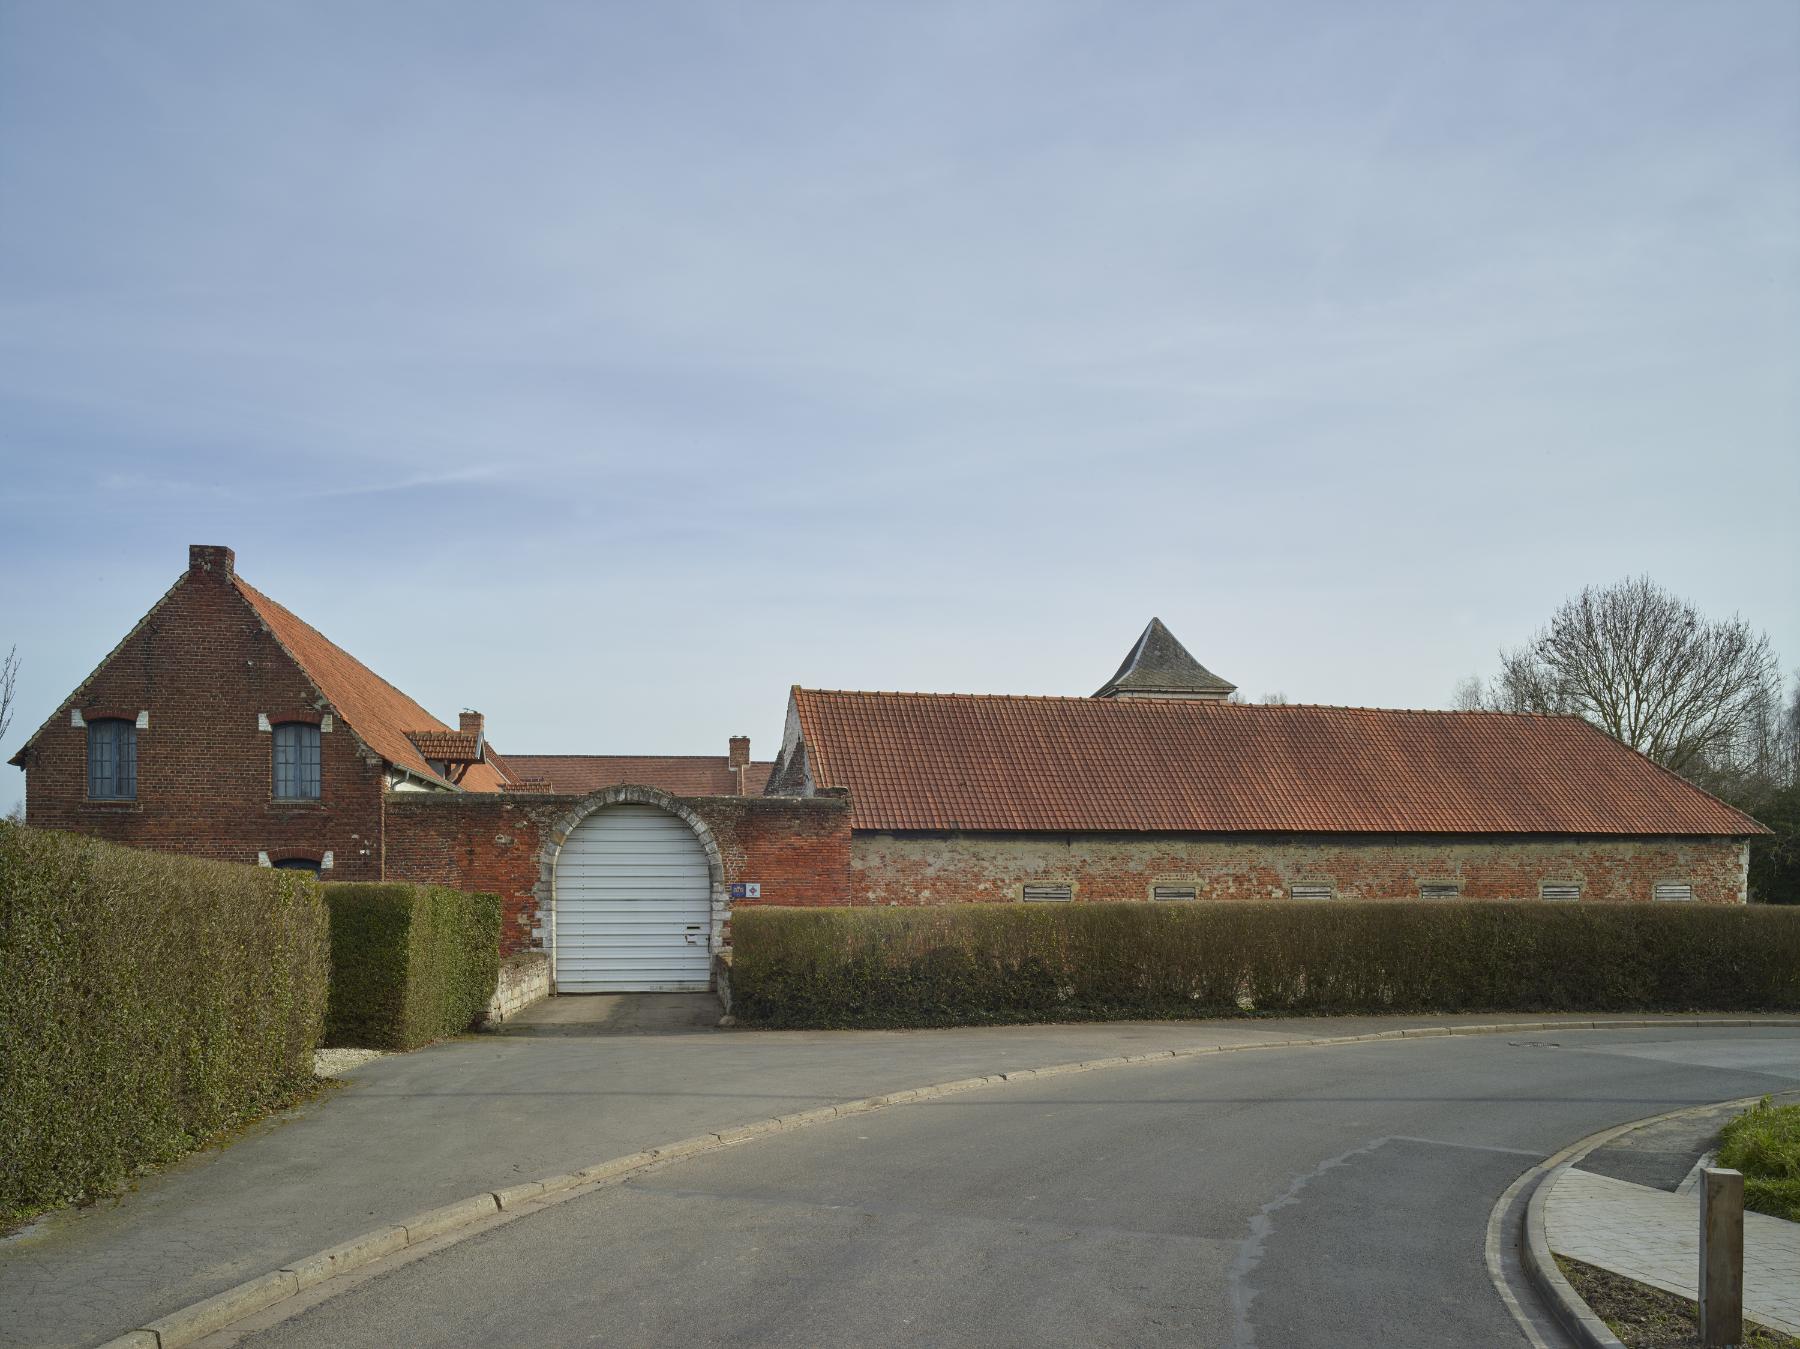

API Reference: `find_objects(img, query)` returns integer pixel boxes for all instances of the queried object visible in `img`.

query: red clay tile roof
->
[407,730,485,761]
[502,754,773,797]
[788,688,1766,837]
[235,578,513,792]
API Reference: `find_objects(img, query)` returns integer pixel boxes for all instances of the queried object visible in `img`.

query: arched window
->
[272,722,322,800]
[87,718,137,800]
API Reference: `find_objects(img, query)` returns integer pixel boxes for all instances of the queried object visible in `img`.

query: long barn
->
[9,549,1767,995]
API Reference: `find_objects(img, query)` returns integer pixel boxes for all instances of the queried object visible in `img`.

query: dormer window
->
[272,722,321,800]
[87,718,137,800]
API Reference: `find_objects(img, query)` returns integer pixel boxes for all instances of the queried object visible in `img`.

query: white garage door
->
[553,805,713,992]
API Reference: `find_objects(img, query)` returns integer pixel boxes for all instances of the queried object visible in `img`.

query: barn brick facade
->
[847,832,1750,907]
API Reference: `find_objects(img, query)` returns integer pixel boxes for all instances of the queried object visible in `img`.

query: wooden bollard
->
[1699,1167,1744,1348]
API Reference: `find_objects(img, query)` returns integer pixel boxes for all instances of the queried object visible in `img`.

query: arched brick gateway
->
[539,785,728,991]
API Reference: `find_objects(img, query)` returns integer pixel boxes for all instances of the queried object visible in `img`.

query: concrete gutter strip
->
[402,1195,501,1245]
[312,1224,408,1273]
[1523,1166,1628,1349]
[89,1016,1800,1349]
[491,1179,548,1210]
[142,1271,300,1349]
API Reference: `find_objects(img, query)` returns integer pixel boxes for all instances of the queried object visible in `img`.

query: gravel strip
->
[314,1048,388,1078]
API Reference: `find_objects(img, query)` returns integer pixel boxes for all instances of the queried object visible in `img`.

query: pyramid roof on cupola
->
[1093,617,1237,700]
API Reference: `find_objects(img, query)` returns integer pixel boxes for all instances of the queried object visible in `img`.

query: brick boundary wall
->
[381,790,853,956]
[847,832,1750,907]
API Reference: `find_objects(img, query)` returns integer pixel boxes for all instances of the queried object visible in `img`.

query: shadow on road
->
[493,992,725,1037]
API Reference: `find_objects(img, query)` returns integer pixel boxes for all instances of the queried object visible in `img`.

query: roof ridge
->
[795,687,1579,718]
[505,752,772,762]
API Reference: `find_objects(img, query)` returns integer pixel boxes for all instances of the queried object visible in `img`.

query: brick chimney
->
[459,710,485,758]
[729,735,751,795]
[188,544,235,579]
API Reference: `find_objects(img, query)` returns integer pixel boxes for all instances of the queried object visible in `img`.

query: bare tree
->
[1451,676,1486,712]
[1716,671,1800,793]
[1258,692,1290,705]
[1473,577,1778,775]
[0,645,16,747]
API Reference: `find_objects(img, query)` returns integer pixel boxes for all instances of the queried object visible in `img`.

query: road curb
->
[93,1016,1800,1348]
[1512,1093,1783,1349]
[1524,1164,1628,1349]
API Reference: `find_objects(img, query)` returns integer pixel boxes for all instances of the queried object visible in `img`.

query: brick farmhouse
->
[10,546,1767,992]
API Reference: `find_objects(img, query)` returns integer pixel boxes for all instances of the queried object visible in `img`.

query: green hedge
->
[322,883,501,1050]
[0,823,328,1224]
[731,901,1800,1029]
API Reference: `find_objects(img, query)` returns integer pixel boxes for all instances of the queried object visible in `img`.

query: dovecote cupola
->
[1093,618,1236,701]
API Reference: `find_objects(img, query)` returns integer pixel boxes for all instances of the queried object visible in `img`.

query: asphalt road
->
[231,1025,1800,1349]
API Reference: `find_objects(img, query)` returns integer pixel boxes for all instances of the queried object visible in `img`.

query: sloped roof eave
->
[788,688,1766,838]
[232,577,507,791]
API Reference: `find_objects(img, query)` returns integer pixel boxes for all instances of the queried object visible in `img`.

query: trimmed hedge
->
[731,901,1800,1029]
[0,823,328,1223]
[322,883,501,1050]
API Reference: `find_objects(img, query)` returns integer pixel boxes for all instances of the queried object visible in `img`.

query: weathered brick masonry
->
[383,790,853,954]
[18,548,385,878]
[849,832,1749,906]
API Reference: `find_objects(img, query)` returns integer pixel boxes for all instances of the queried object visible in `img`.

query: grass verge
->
[1718,1099,1800,1222]
[1556,1256,1798,1349]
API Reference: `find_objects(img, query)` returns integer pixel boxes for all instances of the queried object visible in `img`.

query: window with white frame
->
[1419,883,1461,899]
[1540,882,1581,901]
[1652,882,1693,902]
[272,722,322,800]
[1022,883,1073,902]
[1152,885,1197,902]
[1289,883,1334,901]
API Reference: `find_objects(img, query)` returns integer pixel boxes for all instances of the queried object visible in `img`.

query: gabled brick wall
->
[16,550,385,877]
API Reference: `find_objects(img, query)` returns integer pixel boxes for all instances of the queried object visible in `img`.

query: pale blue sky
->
[3,2,1797,810]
